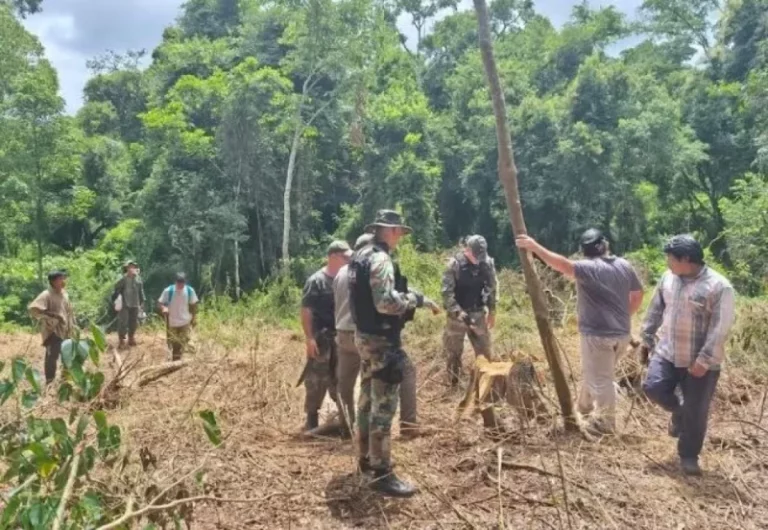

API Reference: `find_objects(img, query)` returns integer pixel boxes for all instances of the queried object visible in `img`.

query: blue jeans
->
[642,355,720,461]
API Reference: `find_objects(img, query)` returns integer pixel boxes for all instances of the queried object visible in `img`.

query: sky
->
[21,0,644,114]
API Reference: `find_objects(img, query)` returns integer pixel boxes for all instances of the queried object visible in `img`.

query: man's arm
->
[300,278,318,358]
[139,279,146,306]
[515,236,575,278]
[441,259,461,316]
[111,277,124,303]
[369,252,419,315]
[694,285,736,370]
[629,290,644,315]
[189,289,199,325]
[640,279,666,348]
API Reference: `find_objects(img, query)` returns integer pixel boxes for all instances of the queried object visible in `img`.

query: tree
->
[472,0,575,429]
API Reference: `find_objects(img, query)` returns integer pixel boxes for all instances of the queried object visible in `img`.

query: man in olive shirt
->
[112,260,145,349]
[301,241,352,431]
[28,270,76,383]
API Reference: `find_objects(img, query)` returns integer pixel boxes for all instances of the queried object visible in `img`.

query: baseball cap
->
[47,270,68,283]
[327,240,352,257]
[354,233,373,250]
[175,272,187,283]
[466,235,488,262]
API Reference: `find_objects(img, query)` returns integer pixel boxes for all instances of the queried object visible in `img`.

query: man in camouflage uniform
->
[335,234,424,439]
[300,241,352,431]
[28,270,77,384]
[349,210,439,497]
[112,260,145,349]
[441,235,498,387]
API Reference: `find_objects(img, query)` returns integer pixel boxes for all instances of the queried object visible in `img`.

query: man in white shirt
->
[158,273,199,360]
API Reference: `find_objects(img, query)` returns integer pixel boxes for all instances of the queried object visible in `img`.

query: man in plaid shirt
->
[641,235,735,476]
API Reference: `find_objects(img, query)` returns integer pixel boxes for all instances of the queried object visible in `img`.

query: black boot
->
[304,412,318,431]
[370,468,417,498]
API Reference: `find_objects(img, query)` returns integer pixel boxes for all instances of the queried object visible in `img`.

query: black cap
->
[175,272,187,283]
[580,228,605,247]
[47,270,68,284]
[663,234,704,265]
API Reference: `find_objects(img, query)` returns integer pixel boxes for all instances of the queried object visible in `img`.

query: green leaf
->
[57,383,73,403]
[28,503,43,527]
[61,340,76,369]
[198,410,221,446]
[89,323,107,354]
[93,410,107,431]
[25,367,43,393]
[83,446,97,473]
[79,491,103,520]
[1,495,21,527]
[50,418,68,438]
[0,380,15,405]
[12,358,26,382]
[108,425,121,452]
[75,415,89,442]
[21,390,39,409]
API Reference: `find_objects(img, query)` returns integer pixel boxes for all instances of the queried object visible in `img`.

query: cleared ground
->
[1,305,766,529]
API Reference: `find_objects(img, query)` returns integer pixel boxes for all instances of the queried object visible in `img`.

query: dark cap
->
[123,260,138,272]
[327,240,352,257]
[465,235,489,262]
[663,234,704,265]
[364,210,413,234]
[580,229,605,248]
[354,233,374,250]
[47,270,68,284]
[175,272,187,283]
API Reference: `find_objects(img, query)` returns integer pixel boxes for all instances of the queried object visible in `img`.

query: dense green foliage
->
[2,0,768,326]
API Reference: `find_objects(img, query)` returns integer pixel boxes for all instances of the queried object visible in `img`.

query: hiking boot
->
[358,457,373,475]
[680,458,702,477]
[128,336,138,347]
[370,469,417,498]
[668,411,682,438]
[118,338,127,351]
[400,422,422,439]
[304,412,319,431]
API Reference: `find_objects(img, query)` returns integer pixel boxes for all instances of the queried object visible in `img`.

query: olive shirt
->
[301,269,336,334]
[28,288,76,344]
[113,275,145,308]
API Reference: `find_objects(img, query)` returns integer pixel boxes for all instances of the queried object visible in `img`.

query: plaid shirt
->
[641,267,735,370]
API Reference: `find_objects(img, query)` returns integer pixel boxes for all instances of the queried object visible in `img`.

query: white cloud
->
[21,0,644,115]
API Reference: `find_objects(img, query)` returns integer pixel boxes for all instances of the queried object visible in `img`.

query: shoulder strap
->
[167,285,176,304]
[185,285,192,298]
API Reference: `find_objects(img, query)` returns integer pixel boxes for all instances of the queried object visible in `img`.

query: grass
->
[2,259,768,528]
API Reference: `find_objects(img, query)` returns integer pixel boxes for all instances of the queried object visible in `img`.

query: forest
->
[2,0,768,324]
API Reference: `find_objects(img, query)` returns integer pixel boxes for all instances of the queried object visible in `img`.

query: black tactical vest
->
[454,253,492,312]
[349,242,405,341]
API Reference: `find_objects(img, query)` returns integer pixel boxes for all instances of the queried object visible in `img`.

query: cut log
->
[129,361,189,388]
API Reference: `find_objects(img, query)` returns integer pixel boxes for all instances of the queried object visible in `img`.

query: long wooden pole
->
[472,0,576,430]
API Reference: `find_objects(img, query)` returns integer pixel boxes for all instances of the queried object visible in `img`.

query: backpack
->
[167,285,193,304]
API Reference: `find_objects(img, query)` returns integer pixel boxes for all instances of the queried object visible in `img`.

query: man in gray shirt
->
[516,229,644,435]
[112,260,145,350]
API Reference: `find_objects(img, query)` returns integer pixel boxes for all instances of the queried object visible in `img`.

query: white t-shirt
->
[158,285,199,328]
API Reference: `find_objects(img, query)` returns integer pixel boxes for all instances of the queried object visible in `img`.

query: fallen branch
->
[95,492,289,530]
[129,361,189,388]
[52,448,82,530]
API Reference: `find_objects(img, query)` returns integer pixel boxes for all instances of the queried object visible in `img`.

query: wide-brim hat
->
[364,209,413,234]
[123,260,138,272]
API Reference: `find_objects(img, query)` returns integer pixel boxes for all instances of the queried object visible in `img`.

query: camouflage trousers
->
[167,325,193,361]
[337,331,418,435]
[356,333,405,470]
[443,311,493,384]
[304,334,338,414]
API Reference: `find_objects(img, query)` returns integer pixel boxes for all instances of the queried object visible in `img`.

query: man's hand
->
[487,312,496,330]
[458,311,469,324]
[688,362,708,378]
[161,306,169,315]
[424,298,441,315]
[515,235,539,252]
[305,338,318,359]
[639,345,651,365]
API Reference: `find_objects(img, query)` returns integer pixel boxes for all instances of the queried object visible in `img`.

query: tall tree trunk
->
[35,195,44,287]
[282,116,303,266]
[472,0,576,430]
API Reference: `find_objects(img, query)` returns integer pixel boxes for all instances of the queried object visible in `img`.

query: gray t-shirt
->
[333,265,355,332]
[573,256,642,337]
